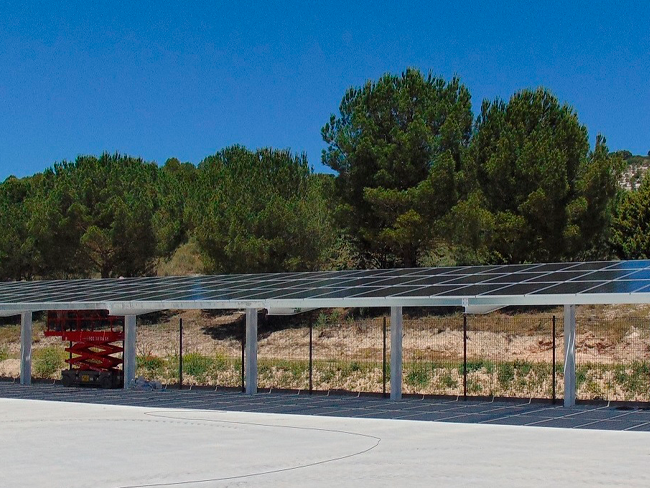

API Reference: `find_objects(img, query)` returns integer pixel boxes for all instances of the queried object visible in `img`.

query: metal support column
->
[463,314,467,400]
[123,315,137,389]
[179,318,183,389]
[245,308,258,395]
[564,304,576,407]
[20,312,32,385]
[308,315,313,394]
[390,306,403,400]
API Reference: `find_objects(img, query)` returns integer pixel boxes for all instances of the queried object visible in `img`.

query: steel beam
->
[564,304,576,407]
[245,308,258,395]
[390,306,403,400]
[123,315,137,389]
[20,312,32,385]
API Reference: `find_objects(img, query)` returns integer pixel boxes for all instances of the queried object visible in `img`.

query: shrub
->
[33,347,67,378]
[137,355,166,377]
[497,363,515,386]
[514,360,532,377]
[183,353,213,378]
[406,367,430,388]
[462,360,494,375]
[439,371,457,389]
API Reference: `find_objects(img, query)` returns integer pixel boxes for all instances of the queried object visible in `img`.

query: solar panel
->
[2,260,650,312]
[526,271,589,282]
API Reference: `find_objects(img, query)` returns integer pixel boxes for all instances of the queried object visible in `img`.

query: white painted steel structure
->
[19,312,32,386]
[3,259,650,405]
[245,308,258,395]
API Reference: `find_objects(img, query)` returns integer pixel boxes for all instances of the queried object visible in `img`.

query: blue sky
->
[1,1,648,180]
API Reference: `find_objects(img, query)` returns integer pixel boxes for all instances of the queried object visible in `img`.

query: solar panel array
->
[2,261,650,312]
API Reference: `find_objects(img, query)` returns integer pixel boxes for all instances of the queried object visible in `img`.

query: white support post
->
[20,312,32,385]
[390,306,403,400]
[245,308,258,395]
[564,304,576,407]
[123,315,137,389]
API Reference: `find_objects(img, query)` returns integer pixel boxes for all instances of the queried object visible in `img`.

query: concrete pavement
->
[2,398,649,487]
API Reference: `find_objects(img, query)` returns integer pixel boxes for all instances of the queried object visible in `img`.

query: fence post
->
[179,318,183,390]
[463,314,467,400]
[383,316,387,398]
[241,320,245,393]
[552,315,556,404]
[309,314,313,395]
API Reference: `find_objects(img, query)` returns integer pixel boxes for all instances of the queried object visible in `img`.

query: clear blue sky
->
[1,1,648,180]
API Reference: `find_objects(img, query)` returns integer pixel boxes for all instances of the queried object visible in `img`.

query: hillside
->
[619,151,650,190]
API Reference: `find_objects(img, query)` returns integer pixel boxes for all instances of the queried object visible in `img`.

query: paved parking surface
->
[2,381,650,431]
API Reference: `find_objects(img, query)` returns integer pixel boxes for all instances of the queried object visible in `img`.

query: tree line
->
[1,68,648,280]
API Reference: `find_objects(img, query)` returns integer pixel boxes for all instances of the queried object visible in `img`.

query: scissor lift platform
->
[45,311,125,388]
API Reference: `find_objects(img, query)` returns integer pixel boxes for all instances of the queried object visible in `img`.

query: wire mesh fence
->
[135,312,243,388]
[464,314,558,400]
[3,308,650,404]
[0,317,24,380]
[312,313,386,394]
[575,315,650,402]
[257,315,310,391]
[135,317,179,386]
[402,313,464,396]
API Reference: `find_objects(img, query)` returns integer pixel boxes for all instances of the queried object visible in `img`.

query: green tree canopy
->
[29,153,160,278]
[322,68,473,267]
[192,146,334,273]
[153,157,197,257]
[611,174,650,259]
[0,176,37,280]
[456,88,623,263]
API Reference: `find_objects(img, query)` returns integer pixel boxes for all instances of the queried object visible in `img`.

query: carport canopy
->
[4,259,650,406]
[2,260,650,316]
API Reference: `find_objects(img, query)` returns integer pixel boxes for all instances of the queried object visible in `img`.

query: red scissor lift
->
[45,310,125,388]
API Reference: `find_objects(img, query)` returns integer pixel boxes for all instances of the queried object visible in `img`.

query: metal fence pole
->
[552,315,556,404]
[382,316,387,398]
[463,314,467,400]
[179,318,183,390]
[309,314,313,394]
[241,321,245,393]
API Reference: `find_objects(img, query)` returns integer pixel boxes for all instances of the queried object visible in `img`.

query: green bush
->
[406,367,430,388]
[137,355,166,376]
[183,353,213,378]
[614,361,649,396]
[439,371,457,389]
[33,347,67,378]
[462,360,494,375]
[576,365,588,388]
[497,363,515,386]
[214,353,230,372]
[0,346,8,362]
[514,360,532,377]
